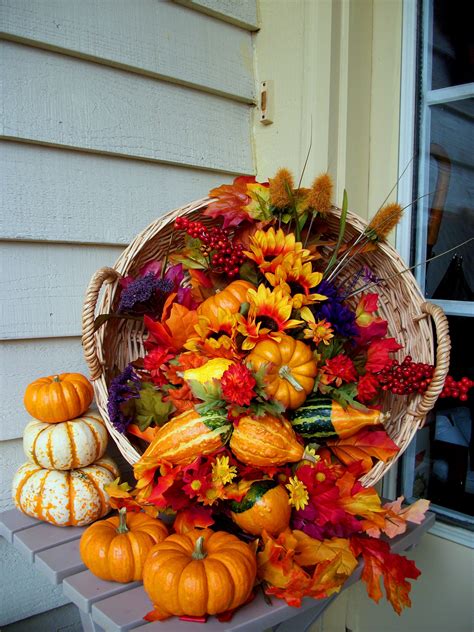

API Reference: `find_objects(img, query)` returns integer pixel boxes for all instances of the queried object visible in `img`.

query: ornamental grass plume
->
[305,173,333,215]
[269,168,295,208]
[366,202,403,242]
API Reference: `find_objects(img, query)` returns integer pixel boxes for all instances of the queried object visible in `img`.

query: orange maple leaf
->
[337,472,386,529]
[327,429,399,472]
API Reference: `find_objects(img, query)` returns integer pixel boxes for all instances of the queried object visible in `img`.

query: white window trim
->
[387,0,474,547]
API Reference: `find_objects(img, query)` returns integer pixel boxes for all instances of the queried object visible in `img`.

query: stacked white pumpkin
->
[12,373,119,527]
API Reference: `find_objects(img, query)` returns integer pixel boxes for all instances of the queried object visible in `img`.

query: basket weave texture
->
[82,198,450,486]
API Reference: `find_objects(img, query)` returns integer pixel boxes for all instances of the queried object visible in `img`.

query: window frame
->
[385,0,474,547]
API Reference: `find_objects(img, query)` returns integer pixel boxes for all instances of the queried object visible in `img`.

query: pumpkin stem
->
[191,535,207,560]
[278,366,304,392]
[52,375,61,383]
[116,507,129,534]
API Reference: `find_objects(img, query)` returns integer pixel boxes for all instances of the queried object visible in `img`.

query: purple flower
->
[118,273,164,312]
[107,365,140,433]
[312,279,358,339]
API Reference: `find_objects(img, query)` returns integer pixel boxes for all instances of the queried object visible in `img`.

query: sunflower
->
[237,284,302,350]
[243,227,313,273]
[265,253,327,309]
[184,309,240,359]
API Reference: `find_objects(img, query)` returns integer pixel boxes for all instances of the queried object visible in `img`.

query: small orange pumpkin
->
[134,409,231,479]
[197,280,254,325]
[230,414,304,466]
[24,373,94,423]
[80,508,168,582]
[230,479,291,536]
[143,529,256,619]
[247,335,317,409]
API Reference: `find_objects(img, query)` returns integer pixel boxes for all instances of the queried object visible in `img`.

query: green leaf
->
[324,189,348,275]
[320,382,370,412]
[239,261,259,285]
[187,379,223,402]
[134,382,173,431]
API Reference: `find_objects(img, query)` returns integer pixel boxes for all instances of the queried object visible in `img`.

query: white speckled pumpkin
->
[11,456,119,527]
[23,411,108,470]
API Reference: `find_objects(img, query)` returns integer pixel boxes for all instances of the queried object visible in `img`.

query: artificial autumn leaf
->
[308,552,357,599]
[336,472,386,529]
[170,236,208,270]
[327,429,399,472]
[164,383,196,413]
[144,303,199,352]
[104,478,143,513]
[133,382,174,430]
[173,506,214,534]
[351,535,421,615]
[127,424,159,443]
[365,497,431,539]
[293,531,356,571]
[257,529,309,602]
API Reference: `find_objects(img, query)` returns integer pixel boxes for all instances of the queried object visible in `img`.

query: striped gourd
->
[134,409,231,479]
[23,411,108,470]
[11,456,119,527]
[290,397,385,440]
[229,414,304,466]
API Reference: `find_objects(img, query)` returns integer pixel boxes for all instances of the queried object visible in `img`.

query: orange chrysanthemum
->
[244,227,313,273]
[237,284,302,350]
[265,253,327,309]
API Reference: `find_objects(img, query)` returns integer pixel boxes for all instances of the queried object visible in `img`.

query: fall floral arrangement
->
[101,170,438,621]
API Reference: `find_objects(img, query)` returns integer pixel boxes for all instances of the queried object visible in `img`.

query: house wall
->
[0,0,256,624]
[253,1,473,632]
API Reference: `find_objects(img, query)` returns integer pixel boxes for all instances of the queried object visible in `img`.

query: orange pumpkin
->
[143,529,256,619]
[197,280,254,324]
[24,373,94,423]
[230,480,291,536]
[247,335,317,409]
[80,508,168,582]
[230,414,304,466]
[134,409,231,479]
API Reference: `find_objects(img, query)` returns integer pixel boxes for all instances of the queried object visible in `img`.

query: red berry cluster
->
[377,356,435,395]
[174,217,245,277]
[439,375,473,402]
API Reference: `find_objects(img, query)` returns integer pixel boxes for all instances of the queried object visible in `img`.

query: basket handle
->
[82,266,120,381]
[412,301,451,419]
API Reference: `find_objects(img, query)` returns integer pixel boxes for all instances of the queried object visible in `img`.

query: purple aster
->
[107,365,141,433]
[312,279,358,339]
[118,273,173,316]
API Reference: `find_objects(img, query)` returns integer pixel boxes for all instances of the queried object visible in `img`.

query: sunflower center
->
[256,315,280,331]
[209,329,228,340]
[288,280,306,295]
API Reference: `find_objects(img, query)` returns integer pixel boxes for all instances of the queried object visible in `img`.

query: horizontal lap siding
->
[1,41,253,173]
[0,141,231,244]
[0,1,255,620]
[0,0,255,102]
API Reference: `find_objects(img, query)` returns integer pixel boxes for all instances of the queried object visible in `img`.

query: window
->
[396,0,474,539]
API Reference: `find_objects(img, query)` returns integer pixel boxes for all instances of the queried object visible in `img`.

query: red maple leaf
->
[350,535,421,615]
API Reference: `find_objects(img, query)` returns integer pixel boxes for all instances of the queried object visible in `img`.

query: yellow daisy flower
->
[301,308,334,346]
[212,456,238,485]
[285,476,309,511]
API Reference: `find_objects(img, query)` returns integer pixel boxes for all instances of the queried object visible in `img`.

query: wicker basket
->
[82,198,450,486]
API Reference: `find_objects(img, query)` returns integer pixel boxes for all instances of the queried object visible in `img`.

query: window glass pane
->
[424,98,474,300]
[410,315,473,522]
[431,0,474,90]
